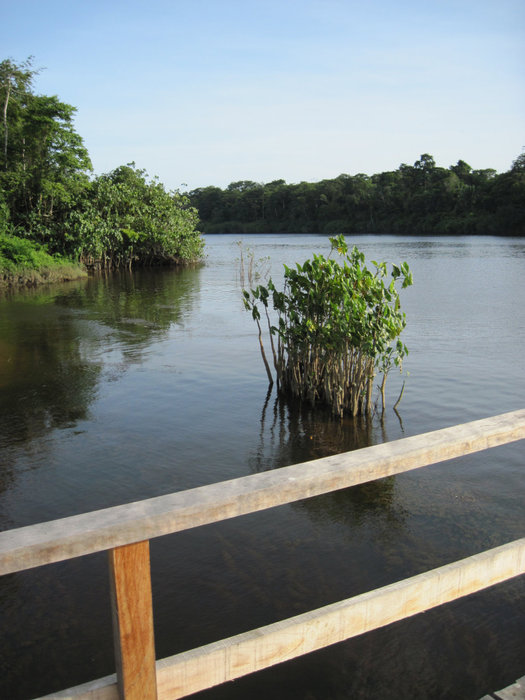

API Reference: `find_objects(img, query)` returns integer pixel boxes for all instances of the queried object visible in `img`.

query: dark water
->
[0,234,524,700]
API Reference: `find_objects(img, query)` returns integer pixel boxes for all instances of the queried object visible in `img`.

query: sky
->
[3,0,524,191]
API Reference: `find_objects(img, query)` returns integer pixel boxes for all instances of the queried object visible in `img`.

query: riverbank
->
[0,233,87,289]
[0,263,88,289]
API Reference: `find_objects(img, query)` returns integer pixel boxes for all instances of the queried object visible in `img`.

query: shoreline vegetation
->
[189,152,525,236]
[2,57,523,289]
[1,57,204,289]
[0,233,86,289]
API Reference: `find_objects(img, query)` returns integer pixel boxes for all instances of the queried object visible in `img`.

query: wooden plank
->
[154,537,525,698]
[493,675,525,700]
[36,675,118,699]
[108,542,157,700]
[2,409,524,575]
[36,538,525,700]
[481,675,525,700]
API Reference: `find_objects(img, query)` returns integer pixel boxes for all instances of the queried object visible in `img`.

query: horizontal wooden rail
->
[1,409,525,576]
[38,537,525,700]
[2,410,524,699]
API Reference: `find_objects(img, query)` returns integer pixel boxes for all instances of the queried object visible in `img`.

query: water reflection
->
[54,266,202,359]
[253,389,405,468]
[296,477,406,536]
[0,302,101,447]
[0,267,201,497]
[250,391,406,533]
[1,235,524,700]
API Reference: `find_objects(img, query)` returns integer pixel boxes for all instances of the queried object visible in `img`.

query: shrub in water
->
[243,235,413,416]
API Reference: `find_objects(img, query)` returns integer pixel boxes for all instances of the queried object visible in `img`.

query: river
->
[0,234,524,699]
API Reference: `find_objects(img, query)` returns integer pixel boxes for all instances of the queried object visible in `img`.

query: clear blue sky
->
[3,0,524,190]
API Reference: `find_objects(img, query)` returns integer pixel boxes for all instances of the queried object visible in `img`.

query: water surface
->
[0,234,524,699]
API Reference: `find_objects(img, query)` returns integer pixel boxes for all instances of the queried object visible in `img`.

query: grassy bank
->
[0,233,87,289]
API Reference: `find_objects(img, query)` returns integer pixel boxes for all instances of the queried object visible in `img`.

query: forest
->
[2,55,524,288]
[0,57,203,284]
[189,153,525,236]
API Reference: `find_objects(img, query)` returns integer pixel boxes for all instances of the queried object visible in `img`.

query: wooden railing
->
[1,409,524,700]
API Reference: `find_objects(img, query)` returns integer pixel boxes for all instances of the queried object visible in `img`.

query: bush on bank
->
[0,57,204,280]
[0,233,87,288]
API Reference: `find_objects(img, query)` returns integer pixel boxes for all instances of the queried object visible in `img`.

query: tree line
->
[189,153,525,236]
[0,57,203,276]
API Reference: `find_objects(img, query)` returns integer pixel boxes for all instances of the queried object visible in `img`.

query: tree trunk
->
[3,79,11,168]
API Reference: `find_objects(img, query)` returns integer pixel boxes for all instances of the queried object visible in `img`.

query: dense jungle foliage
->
[190,152,525,235]
[0,57,203,281]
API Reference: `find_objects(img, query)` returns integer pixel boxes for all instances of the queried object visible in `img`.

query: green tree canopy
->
[0,57,203,271]
[1,57,92,234]
[189,153,525,236]
[64,164,203,267]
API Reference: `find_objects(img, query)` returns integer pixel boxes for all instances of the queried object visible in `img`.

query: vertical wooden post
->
[108,540,158,700]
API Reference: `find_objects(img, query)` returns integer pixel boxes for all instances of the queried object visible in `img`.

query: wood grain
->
[2,409,524,576]
[36,537,525,699]
[108,542,157,700]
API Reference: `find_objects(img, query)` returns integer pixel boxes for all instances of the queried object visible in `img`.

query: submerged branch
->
[255,316,274,387]
[393,380,406,410]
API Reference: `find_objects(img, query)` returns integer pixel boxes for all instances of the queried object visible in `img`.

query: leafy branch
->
[243,235,413,416]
